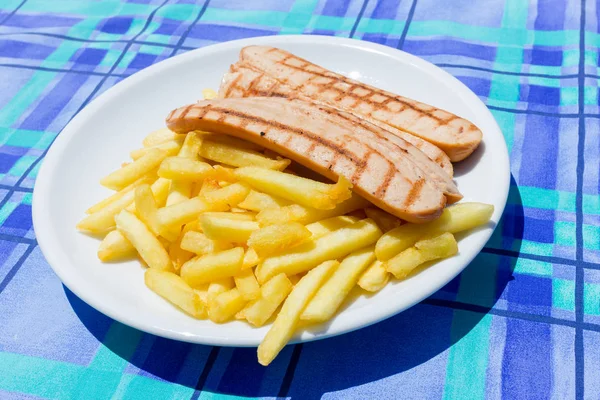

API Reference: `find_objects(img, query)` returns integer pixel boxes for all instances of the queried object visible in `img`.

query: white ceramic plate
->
[33,35,509,346]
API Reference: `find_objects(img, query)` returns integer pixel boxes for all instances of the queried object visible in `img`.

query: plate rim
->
[32,34,510,346]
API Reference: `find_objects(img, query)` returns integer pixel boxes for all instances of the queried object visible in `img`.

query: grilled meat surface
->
[219,65,455,179]
[167,97,450,223]
[235,45,482,162]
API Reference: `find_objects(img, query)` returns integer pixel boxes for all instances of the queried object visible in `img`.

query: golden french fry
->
[134,184,160,235]
[156,197,211,233]
[101,149,168,191]
[257,218,382,283]
[237,273,293,327]
[145,269,206,318]
[200,182,251,209]
[364,207,403,233]
[357,260,389,292]
[165,132,203,207]
[256,194,369,226]
[234,268,261,301]
[86,173,156,214]
[199,133,264,152]
[234,167,352,210]
[257,260,338,366]
[212,165,237,182]
[200,214,260,243]
[305,215,358,239]
[180,247,244,287]
[243,248,261,270]
[77,190,136,233]
[143,127,178,147]
[194,284,209,303]
[376,202,494,261]
[202,88,218,100]
[202,211,255,221]
[199,179,221,196]
[387,232,458,279]
[247,222,312,257]
[180,230,233,255]
[158,157,214,181]
[168,232,194,271]
[115,210,172,271]
[131,137,184,160]
[127,177,172,213]
[301,246,375,322]
[149,177,171,208]
[200,140,290,170]
[97,230,135,261]
[208,288,246,323]
[207,278,235,304]
[237,190,291,212]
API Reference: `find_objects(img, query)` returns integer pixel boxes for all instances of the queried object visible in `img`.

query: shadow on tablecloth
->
[66,175,523,399]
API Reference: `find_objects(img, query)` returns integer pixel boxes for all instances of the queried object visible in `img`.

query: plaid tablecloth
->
[0,0,599,399]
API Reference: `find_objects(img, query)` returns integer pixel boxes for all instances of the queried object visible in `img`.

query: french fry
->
[305,215,358,239]
[86,173,156,215]
[207,278,235,304]
[234,268,261,301]
[200,140,291,171]
[168,232,194,271]
[131,137,184,160]
[156,197,211,234]
[364,207,402,233]
[243,248,261,270]
[143,127,178,147]
[194,284,209,303]
[256,194,369,226]
[158,157,214,181]
[145,269,206,318]
[247,222,312,257]
[180,247,244,287]
[200,182,250,209]
[134,184,160,235]
[237,190,291,212]
[180,231,233,255]
[199,133,264,152]
[165,132,203,207]
[115,210,172,271]
[101,149,168,191]
[375,202,494,261]
[257,260,338,366]
[208,288,246,323]
[202,211,255,221]
[234,167,352,210]
[301,246,375,322]
[202,88,218,100]
[357,260,389,292]
[256,218,382,283]
[97,230,135,261]
[386,232,458,279]
[150,177,172,208]
[237,273,293,327]
[198,179,221,196]
[77,189,136,233]
[200,214,260,243]
[212,165,237,182]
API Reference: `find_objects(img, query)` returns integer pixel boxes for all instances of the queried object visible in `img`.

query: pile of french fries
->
[77,97,494,366]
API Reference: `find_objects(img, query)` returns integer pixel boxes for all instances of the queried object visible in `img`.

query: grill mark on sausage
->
[375,164,396,198]
[203,105,367,168]
[246,51,465,125]
[404,178,425,208]
[224,73,244,98]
